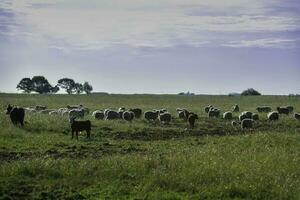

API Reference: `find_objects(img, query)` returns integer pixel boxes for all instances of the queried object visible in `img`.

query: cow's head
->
[6,104,13,114]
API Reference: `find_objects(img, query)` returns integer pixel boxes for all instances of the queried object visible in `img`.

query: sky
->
[0,0,299,94]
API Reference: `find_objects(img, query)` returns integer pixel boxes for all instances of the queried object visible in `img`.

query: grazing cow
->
[35,105,47,111]
[232,104,240,112]
[294,113,300,121]
[159,112,172,124]
[256,106,272,113]
[177,109,190,121]
[122,111,135,122]
[118,107,126,112]
[144,110,159,121]
[176,108,183,112]
[92,110,105,120]
[105,110,120,120]
[204,105,213,113]
[129,108,142,118]
[268,111,279,121]
[70,117,91,140]
[208,109,220,118]
[239,111,253,121]
[6,104,25,126]
[223,112,233,120]
[67,105,90,114]
[178,110,186,120]
[241,119,254,129]
[188,113,198,128]
[277,107,290,115]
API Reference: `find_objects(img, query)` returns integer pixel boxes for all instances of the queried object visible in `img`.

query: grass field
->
[1,93,300,200]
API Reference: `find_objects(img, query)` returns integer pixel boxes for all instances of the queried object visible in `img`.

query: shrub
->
[241,88,261,96]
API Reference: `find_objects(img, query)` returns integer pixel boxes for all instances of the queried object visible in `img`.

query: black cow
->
[6,104,25,126]
[70,117,91,140]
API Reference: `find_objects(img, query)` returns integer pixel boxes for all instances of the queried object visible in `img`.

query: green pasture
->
[0,94,299,200]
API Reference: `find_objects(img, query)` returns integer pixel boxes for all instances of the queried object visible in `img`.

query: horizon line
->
[0,92,299,96]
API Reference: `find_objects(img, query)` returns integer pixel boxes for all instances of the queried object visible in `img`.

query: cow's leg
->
[87,130,91,139]
[72,130,74,139]
[76,131,79,140]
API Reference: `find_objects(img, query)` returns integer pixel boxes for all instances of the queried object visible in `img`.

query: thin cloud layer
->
[1,0,299,50]
[223,38,298,48]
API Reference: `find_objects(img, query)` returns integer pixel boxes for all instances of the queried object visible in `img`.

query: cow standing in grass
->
[6,104,25,127]
[188,113,198,128]
[70,117,91,140]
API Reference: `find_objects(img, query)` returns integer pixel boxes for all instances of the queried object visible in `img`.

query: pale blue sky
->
[0,0,299,94]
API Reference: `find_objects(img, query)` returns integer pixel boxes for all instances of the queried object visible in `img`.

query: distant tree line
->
[178,91,195,96]
[17,76,93,94]
[229,88,261,96]
[241,88,261,96]
[57,78,93,94]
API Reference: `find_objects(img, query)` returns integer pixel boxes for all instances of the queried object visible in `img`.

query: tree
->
[31,76,53,94]
[74,83,83,94]
[83,81,93,94]
[57,78,76,94]
[241,88,261,96]
[16,78,33,93]
[50,85,60,94]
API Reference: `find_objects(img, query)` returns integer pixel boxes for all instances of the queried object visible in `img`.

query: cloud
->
[0,4,18,37]
[1,0,299,50]
[223,38,298,48]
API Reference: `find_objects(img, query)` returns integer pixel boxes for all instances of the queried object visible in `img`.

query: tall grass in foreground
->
[1,132,300,199]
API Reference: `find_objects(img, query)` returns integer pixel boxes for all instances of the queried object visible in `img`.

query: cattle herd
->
[5,103,300,139]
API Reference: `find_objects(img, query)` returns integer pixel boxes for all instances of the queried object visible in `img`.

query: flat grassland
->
[0,93,300,200]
